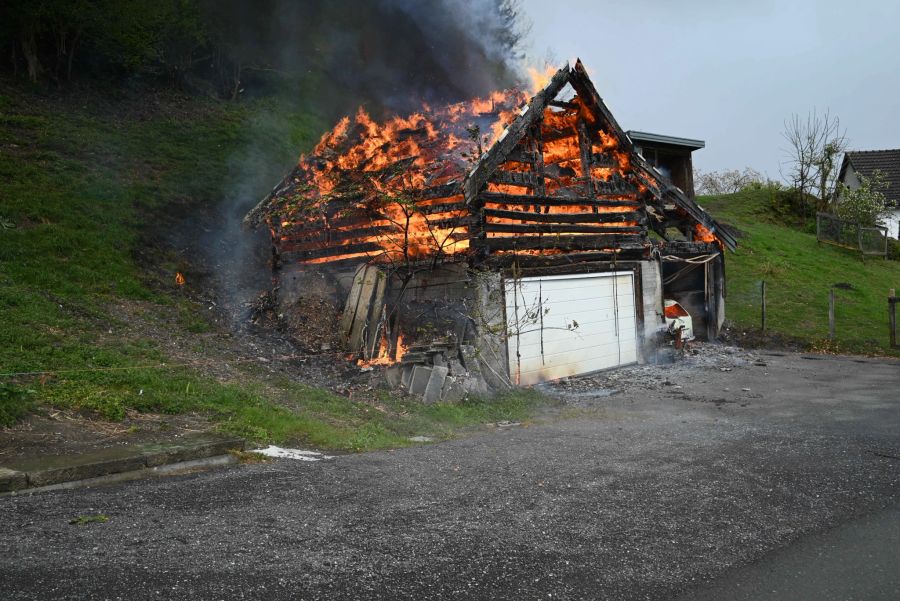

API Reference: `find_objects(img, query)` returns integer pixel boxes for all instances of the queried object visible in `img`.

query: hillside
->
[701,188,900,355]
[0,80,543,443]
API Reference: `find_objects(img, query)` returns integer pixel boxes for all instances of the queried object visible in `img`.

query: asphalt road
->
[1,349,898,600]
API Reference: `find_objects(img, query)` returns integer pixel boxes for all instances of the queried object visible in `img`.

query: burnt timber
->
[248,59,734,270]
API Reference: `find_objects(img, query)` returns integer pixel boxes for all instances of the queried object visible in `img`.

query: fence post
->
[761,280,767,333]
[890,289,897,349]
[828,287,836,340]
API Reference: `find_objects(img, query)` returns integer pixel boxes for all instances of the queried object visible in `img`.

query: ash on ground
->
[539,342,764,407]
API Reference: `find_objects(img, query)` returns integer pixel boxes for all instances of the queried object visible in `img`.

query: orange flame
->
[357,334,409,367]
[175,272,185,286]
[527,65,557,94]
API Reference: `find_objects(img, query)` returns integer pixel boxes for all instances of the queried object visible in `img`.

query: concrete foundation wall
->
[639,259,667,362]
[470,271,512,391]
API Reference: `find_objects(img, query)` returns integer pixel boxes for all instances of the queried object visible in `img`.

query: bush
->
[888,238,900,261]
[767,187,818,226]
[0,383,34,427]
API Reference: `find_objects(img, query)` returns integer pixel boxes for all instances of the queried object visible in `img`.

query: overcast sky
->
[520,0,900,180]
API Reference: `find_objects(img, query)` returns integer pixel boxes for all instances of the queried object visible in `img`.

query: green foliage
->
[0,384,35,427]
[69,514,109,525]
[835,171,889,226]
[701,188,900,355]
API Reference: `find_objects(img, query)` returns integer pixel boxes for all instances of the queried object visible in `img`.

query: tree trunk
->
[230,60,242,101]
[66,28,81,82]
[20,31,42,83]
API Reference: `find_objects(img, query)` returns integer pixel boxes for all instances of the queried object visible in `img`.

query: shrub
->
[0,383,34,427]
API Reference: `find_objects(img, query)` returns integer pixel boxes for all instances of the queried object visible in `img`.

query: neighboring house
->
[627,131,705,199]
[835,149,900,239]
[246,60,735,392]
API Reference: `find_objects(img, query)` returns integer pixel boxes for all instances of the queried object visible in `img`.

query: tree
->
[781,109,847,216]
[835,170,889,226]
[694,167,764,195]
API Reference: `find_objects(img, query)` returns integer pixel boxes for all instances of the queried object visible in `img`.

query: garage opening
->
[504,271,638,385]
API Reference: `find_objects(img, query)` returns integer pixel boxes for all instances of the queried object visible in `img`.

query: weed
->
[69,515,109,526]
[0,384,35,427]
[228,449,271,464]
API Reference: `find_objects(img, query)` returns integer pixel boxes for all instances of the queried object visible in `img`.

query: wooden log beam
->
[421,182,462,199]
[505,147,539,164]
[489,170,542,187]
[577,118,594,199]
[482,249,648,268]
[484,208,643,224]
[416,201,469,215]
[282,241,384,260]
[548,100,579,110]
[531,120,547,198]
[279,225,395,246]
[484,223,645,235]
[480,192,640,207]
[472,234,646,252]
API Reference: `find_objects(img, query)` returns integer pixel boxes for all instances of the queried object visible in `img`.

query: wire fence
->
[817,212,889,257]
[731,279,899,349]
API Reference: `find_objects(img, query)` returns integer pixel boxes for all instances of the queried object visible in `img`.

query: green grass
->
[0,80,555,446]
[701,188,900,354]
[69,514,109,526]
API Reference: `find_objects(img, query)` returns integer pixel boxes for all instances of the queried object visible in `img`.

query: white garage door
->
[505,271,638,385]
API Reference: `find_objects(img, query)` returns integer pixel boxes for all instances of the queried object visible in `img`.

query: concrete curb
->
[0,435,245,495]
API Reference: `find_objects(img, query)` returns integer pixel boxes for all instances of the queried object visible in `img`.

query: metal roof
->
[626,130,705,150]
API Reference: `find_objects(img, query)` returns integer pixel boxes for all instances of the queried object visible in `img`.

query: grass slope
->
[701,188,900,355]
[0,81,547,443]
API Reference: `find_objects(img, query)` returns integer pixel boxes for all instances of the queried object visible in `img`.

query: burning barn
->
[244,60,735,398]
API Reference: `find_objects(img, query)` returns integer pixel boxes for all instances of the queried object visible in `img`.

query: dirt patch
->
[0,407,212,463]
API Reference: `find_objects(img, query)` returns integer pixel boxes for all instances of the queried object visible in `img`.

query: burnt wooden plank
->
[505,147,539,164]
[416,201,469,216]
[484,208,643,224]
[364,271,388,359]
[421,182,462,199]
[540,127,580,143]
[489,170,541,187]
[548,100,579,110]
[485,223,645,235]
[280,225,395,247]
[485,250,649,268]
[479,192,640,207]
[339,264,368,340]
[284,241,384,260]
[591,152,619,168]
[472,234,646,252]
[349,266,381,353]
[577,118,594,199]
[531,120,547,198]
[593,175,638,196]
[425,215,477,230]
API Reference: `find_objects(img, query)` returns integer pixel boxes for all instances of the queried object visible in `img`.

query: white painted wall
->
[880,209,900,239]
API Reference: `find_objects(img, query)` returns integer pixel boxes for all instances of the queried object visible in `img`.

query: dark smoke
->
[193,0,530,322]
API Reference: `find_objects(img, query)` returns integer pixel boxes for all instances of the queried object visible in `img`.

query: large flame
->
[269,71,721,267]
